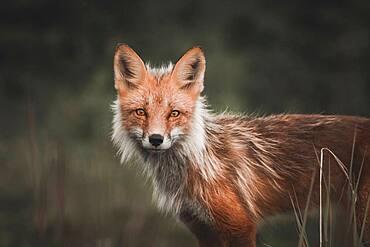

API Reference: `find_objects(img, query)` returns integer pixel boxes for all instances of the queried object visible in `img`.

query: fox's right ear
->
[114,44,147,91]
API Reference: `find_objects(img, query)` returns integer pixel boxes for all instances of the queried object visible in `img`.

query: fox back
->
[112,44,370,247]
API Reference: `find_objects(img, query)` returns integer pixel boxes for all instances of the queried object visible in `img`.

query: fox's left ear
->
[171,47,206,96]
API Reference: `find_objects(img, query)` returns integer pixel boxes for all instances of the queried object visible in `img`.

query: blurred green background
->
[1,0,369,246]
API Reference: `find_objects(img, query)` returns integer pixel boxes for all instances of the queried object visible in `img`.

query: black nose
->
[149,134,164,147]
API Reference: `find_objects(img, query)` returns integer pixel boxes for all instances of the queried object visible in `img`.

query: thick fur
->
[112,44,370,247]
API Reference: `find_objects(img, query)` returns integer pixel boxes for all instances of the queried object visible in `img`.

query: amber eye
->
[170,110,180,118]
[135,108,146,117]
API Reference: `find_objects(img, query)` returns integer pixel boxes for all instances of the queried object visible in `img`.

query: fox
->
[111,44,370,247]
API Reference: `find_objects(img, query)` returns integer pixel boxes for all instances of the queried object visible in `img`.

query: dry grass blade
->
[290,193,306,246]
[294,168,316,247]
[359,195,370,245]
[320,148,324,247]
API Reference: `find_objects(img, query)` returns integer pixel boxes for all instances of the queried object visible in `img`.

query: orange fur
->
[112,44,370,246]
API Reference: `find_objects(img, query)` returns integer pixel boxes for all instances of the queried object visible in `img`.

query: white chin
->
[142,141,172,151]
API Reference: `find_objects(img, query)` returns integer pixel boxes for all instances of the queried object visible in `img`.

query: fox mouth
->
[144,148,167,153]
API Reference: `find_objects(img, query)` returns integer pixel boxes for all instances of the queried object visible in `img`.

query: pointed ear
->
[113,44,147,91]
[171,47,206,95]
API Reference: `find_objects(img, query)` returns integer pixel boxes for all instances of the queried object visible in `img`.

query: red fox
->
[111,44,370,246]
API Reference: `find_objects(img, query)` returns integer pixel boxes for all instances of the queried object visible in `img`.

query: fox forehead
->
[119,75,195,112]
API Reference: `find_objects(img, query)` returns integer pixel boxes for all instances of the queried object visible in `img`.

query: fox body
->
[112,44,370,246]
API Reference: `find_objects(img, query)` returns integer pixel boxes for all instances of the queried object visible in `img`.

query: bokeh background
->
[1,0,370,246]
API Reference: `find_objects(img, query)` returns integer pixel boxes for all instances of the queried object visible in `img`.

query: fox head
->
[112,44,207,161]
